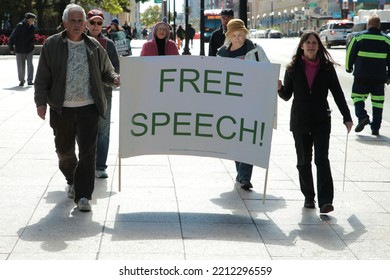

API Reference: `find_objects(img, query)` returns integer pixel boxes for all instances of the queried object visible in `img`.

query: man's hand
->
[37,105,47,120]
[113,76,120,87]
[345,121,353,133]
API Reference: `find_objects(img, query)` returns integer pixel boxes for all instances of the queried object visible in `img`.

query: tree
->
[0,0,151,35]
[140,5,161,29]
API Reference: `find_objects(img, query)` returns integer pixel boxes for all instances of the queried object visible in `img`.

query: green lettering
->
[226,72,243,97]
[152,112,170,135]
[217,115,236,139]
[195,113,213,137]
[204,70,222,95]
[240,118,257,144]
[180,69,200,93]
[173,112,192,135]
[131,113,148,136]
[160,69,177,92]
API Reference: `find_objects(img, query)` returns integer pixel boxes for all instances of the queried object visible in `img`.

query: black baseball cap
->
[221,9,234,17]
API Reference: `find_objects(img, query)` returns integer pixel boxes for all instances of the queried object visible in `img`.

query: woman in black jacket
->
[278,31,353,214]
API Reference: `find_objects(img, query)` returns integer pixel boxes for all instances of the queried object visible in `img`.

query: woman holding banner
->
[216,19,270,190]
[277,31,353,214]
[140,21,179,56]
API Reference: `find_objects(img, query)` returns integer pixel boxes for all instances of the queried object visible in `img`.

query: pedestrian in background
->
[217,19,270,191]
[34,4,120,212]
[186,24,196,48]
[107,18,123,38]
[122,20,131,37]
[8,12,36,86]
[140,21,179,56]
[176,25,185,50]
[208,9,234,56]
[86,9,120,179]
[278,31,353,214]
[346,14,390,136]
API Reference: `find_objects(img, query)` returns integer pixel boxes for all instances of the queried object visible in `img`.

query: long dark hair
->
[286,31,338,72]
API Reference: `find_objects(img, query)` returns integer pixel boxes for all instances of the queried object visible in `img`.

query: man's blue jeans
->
[235,161,253,183]
[96,95,112,171]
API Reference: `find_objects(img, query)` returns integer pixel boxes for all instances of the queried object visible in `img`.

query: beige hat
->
[225,19,249,37]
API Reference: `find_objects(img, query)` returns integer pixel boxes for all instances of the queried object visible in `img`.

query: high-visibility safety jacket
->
[346,27,390,83]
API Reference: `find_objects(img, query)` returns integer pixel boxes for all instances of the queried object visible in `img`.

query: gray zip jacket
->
[34,31,119,117]
[216,39,270,62]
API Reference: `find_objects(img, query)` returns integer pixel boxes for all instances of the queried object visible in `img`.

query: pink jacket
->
[140,39,179,56]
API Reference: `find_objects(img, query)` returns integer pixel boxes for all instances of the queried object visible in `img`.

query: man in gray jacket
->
[34,4,120,212]
[8,12,36,86]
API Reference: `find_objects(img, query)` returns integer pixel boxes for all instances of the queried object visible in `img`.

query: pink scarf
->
[302,55,320,91]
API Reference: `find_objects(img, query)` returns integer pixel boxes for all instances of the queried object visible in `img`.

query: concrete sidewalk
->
[0,39,390,260]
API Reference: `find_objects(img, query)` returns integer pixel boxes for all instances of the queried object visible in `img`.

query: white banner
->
[119,56,279,168]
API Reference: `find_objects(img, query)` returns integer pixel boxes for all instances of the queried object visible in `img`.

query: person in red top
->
[140,21,179,56]
[278,31,353,214]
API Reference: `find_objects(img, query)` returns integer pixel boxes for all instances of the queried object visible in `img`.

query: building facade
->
[204,0,387,34]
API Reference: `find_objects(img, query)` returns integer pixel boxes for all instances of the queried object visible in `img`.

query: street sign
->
[307,3,317,7]
[154,0,162,3]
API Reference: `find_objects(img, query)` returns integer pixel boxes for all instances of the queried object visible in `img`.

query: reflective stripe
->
[356,34,390,45]
[371,95,385,102]
[372,101,384,108]
[345,36,357,70]
[351,93,369,98]
[351,92,368,104]
[358,51,387,59]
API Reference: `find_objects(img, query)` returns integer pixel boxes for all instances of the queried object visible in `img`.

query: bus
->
[204,9,221,42]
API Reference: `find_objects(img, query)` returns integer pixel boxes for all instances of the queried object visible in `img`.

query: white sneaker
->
[95,169,108,179]
[67,185,75,199]
[77,197,91,212]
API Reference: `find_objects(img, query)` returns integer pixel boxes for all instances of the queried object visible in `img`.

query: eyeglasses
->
[90,21,103,26]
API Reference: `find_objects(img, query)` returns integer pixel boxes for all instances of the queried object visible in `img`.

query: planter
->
[0,45,42,55]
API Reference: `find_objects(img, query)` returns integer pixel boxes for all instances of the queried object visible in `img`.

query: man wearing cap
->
[208,9,234,56]
[34,4,120,212]
[8,12,37,86]
[86,9,120,179]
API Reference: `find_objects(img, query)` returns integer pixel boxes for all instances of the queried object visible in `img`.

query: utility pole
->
[182,0,191,55]
[200,0,205,56]
[239,0,248,27]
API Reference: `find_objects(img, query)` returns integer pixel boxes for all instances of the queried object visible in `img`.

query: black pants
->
[50,105,99,203]
[293,127,334,207]
[352,81,384,131]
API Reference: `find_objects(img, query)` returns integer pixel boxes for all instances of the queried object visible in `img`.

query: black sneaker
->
[19,81,25,86]
[304,199,315,209]
[320,204,334,214]
[27,82,34,85]
[355,117,369,132]
[240,181,253,190]
[372,130,380,136]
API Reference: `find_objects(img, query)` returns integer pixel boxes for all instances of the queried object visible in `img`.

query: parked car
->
[346,21,390,46]
[255,29,267,38]
[249,29,257,38]
[319,20,354,49]
[287,29,298,37]
[268,29,282,38]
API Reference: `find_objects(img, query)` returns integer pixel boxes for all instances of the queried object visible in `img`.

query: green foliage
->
[140,5,161,29]
[0,0,151,34]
